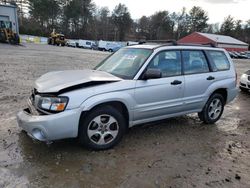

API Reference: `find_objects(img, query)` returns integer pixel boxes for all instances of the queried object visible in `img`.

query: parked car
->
[245,51,250,59]
[97,40,123,52]
[239,70,250,92]
[66,40,77,48]
[98,40,110,51]
[106,43,122,52]
[17,44,238,150]
[228,51,238,59]
[234,52,248,59]
[90,43,98,50]
[127,41,139,46]
[78,40,96,49]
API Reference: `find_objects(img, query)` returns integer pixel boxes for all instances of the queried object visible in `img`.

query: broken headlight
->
[38,96,68,112]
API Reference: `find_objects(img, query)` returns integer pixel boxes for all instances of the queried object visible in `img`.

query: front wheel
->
[79,106,126,150]
[198,93,225,124]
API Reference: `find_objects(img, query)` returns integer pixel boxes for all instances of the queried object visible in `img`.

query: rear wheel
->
[51,38,55,45]
[13,34,19,44]
[198,93,224,124]
[0,30,6,42]
[79,106,126,150]
[48,38,52,45]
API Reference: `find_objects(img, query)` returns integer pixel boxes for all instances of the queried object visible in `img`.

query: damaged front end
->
[28,88,69,115]
[17,69,122,142]
[17,88,82,142]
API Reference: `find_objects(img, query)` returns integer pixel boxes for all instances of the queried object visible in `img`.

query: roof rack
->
[152,42,217,49]
[144,39,177,46]
[138,40,217,49]
[177,42,217,47]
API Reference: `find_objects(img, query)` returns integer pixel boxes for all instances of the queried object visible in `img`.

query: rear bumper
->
[17,108,81,141]
[227,87,238,104]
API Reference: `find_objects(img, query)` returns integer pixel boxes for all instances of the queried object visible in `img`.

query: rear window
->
[207,51,230,71]
[182,50,210,74]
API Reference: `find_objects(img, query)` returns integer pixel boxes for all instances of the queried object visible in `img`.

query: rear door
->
[182,50,214,111]
[133,50,184,122]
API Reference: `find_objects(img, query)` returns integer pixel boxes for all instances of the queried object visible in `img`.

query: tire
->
[198,93,225,124]
[9,38,15,44]
[48,38,52,45]
[239,86,249,93]
[0,31,6,42]
[13,34,19,44]
[79,106,126,150]
[52,39,55,45]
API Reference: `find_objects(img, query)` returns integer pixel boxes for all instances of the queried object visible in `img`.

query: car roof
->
[125,44,225,51]
[125,44,161,49]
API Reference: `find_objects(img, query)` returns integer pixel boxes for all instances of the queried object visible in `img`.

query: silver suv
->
[17,44,238,150]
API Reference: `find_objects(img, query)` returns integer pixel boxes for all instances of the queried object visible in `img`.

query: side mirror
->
[143,68,162,80]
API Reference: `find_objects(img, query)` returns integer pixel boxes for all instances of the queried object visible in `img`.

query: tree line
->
[1,0,250,45]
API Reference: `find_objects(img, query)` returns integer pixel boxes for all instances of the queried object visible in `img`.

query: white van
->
[78,40,96,49]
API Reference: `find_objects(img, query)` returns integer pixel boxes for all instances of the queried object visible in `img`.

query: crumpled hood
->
[35,69,122,93]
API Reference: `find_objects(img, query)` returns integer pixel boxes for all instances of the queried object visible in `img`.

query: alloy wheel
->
[87,114,119,145]
[208,98,222,120]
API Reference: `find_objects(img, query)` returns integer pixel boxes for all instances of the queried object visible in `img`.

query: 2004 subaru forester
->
[17,44,238,150]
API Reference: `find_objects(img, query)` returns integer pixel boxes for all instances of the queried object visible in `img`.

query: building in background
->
[178,32,248,52]
[0,4,19,34]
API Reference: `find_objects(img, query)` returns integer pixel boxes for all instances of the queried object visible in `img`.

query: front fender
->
[80,91,135,123]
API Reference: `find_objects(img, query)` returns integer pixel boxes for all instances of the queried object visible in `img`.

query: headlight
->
[241,74,247,79]
[38,96,68,112]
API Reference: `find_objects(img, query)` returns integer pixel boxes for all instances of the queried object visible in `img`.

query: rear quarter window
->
[207,51,230,71]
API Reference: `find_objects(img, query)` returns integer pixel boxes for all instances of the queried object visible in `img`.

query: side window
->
[183,50,209,74]
[148,51,181,77]
[207,51,230,71]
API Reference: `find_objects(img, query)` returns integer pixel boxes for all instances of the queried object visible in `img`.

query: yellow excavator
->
[0,20,20,44]
[48,29,66,46]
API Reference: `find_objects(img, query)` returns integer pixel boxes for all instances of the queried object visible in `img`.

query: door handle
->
[207,76,215,80]
[171,80,182,85]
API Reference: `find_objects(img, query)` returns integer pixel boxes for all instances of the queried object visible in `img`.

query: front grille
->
[30,93,35,103]
[28,98,40,115]
[240,83,246,87]
[28,98,47,115]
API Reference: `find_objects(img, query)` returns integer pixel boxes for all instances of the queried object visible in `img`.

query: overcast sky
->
[93,0,250,24]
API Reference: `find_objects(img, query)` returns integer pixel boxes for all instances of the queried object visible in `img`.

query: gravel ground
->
[0,43,250,188]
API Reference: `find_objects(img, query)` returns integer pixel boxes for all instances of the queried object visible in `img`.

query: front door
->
[133,50,184,122]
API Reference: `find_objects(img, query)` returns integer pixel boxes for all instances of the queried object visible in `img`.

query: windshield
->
[95,48,153,79]
[0,21,12,29]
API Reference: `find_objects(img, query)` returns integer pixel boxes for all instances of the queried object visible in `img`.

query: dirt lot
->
[0,43,250,188]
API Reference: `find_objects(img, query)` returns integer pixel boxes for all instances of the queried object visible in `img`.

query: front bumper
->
[17,107,82,141]
[240,81,250,90]
[240,75,250,89]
